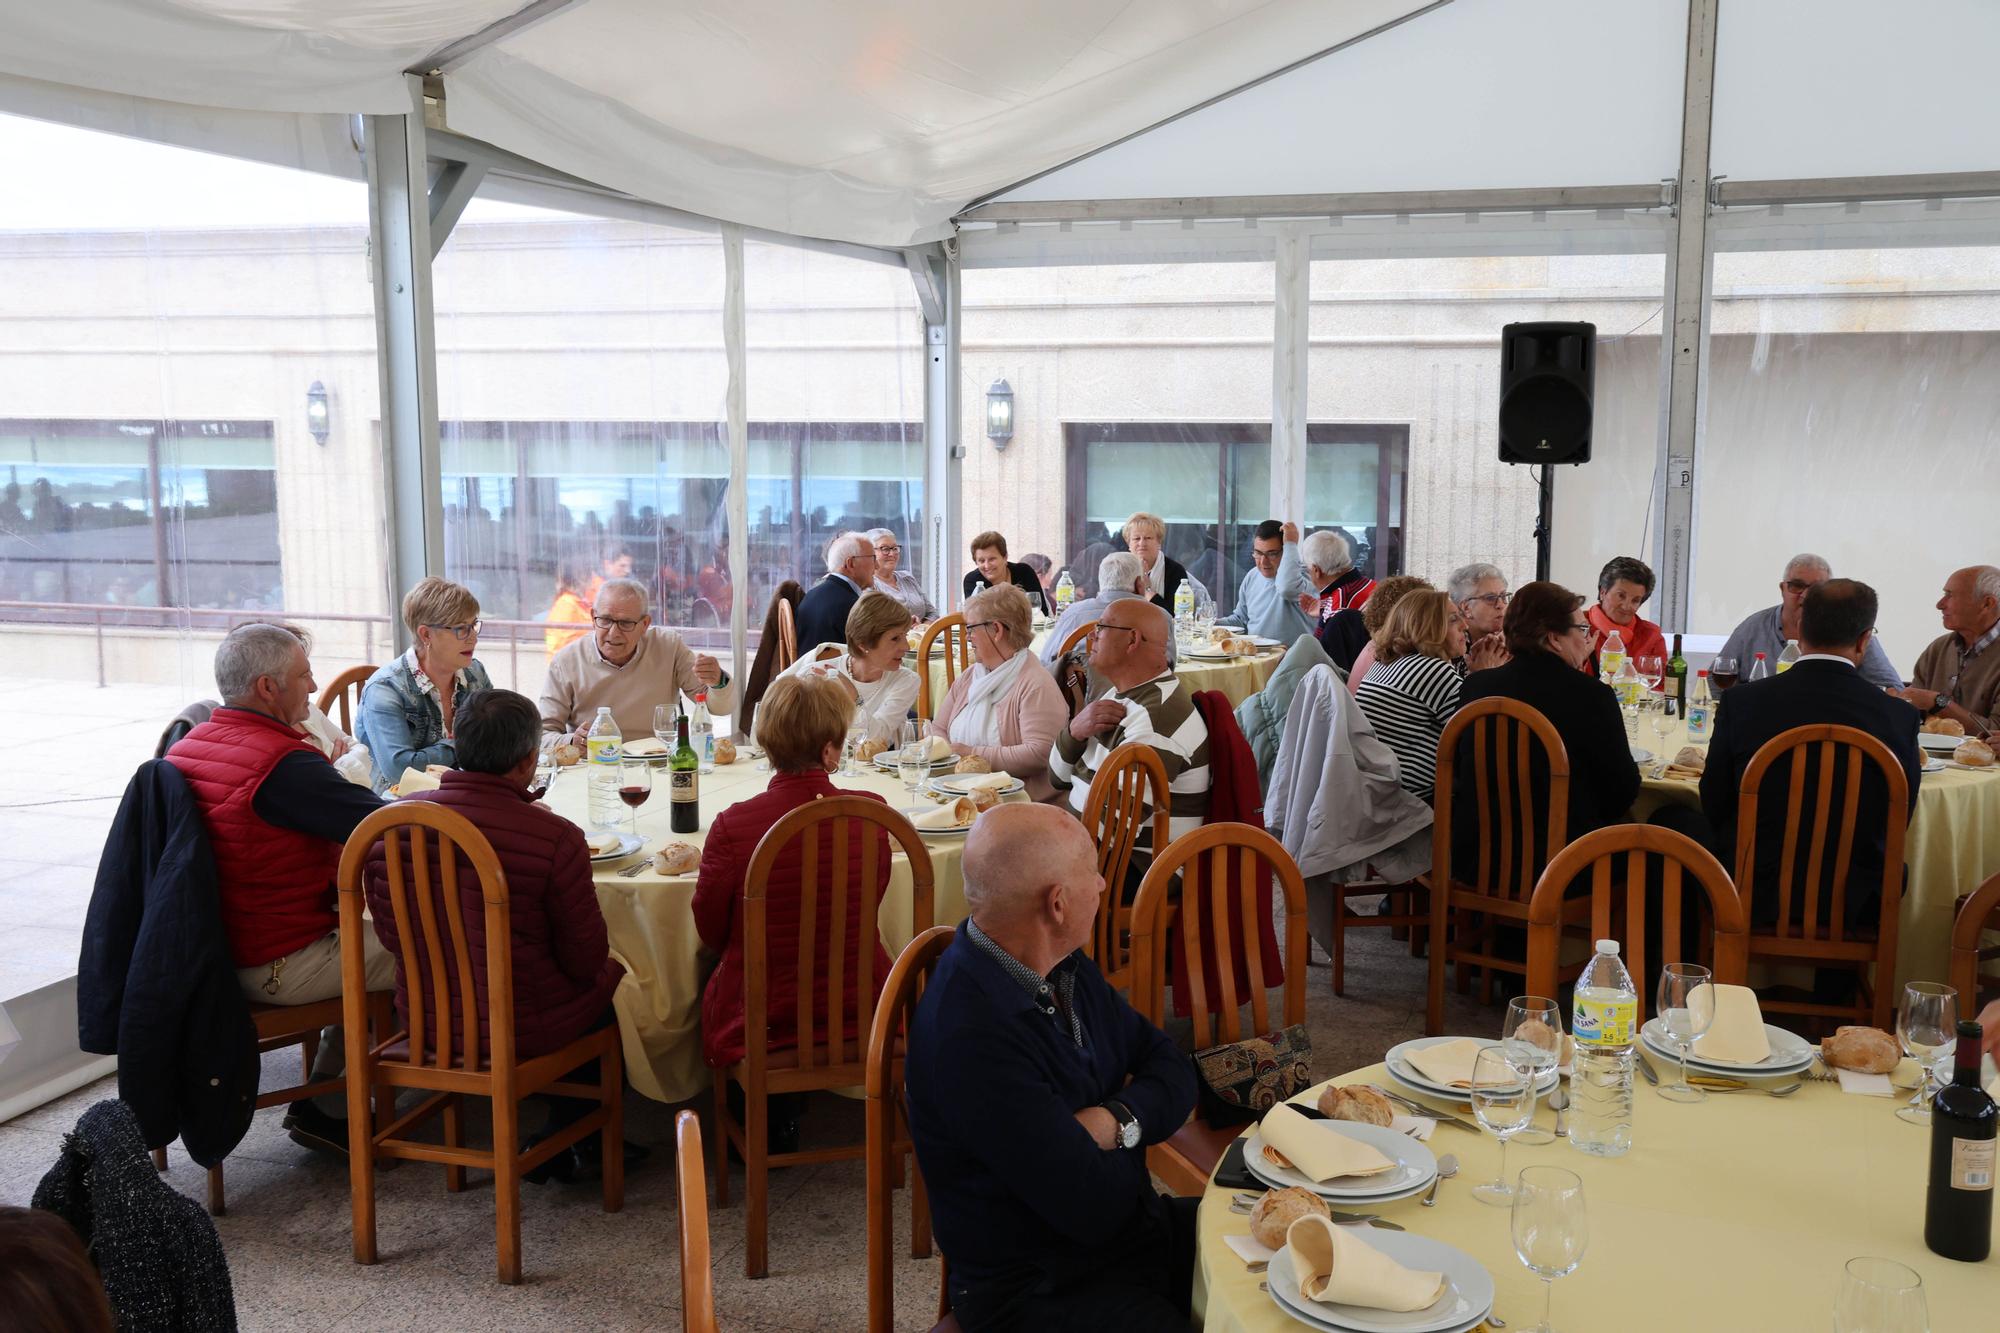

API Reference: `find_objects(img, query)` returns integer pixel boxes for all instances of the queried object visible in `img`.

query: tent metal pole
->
[1270,228,1308,527]
[723,225,750,725]
[925,253,963,612]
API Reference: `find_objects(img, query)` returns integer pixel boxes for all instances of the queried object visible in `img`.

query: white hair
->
[214,623,302,704]
[1447,562,1506,604]
[1784,552,1832,580]
[1097,551,1144,595]
[864,527,896,544]
[1973,564,2000,603]
[825,531,869,573]
[594,577,650,614]
[1300,529,1352,578]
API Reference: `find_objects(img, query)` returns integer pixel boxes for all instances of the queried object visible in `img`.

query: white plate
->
[928,773,1024,797]
[1917,732,1962,751]
[587,833,645,863]
[1266,1234,1495,1333]
[1917,757,1946,774]
[1241,1124,1437,1201]
[1382,1036,1562,1103]
[1184,648,1241,661]
[1640,1017,1816,1074]
[1244,634,1284,647]
[873,749,958,772]
[901,806,974,837]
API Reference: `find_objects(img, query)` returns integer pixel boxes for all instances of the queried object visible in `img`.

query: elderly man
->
[905,803,1199,1332]
[1042,550,1177,668]
[1897,564,2000,735]
[165,623,393,1155]
[795,531,876,653]
[867,526,935,619]
[540,577,734,742]
[1717,553,1901,691]
[1302,528,1374,633]
[1121,511,1209,614]
[1216,520,1315,642]
[1049,600,1209,877]
[1447,562,1513,671]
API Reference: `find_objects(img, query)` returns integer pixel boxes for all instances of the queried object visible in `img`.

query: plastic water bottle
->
[586,706,623,830]
[1776,638,1801,673]
[1598,627,1627,685]
[1748,650,1771,683]
[1684,669,1713,743]
[692,690,714,771]
[1174,579,1195,630]
[1570,939,1637,1158]
[1054,569,1075,611]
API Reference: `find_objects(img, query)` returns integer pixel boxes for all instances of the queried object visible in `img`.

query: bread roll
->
[1922,717,1966,736]
[1316,1085,1394,1127]
[1249,1186,1330,1250]
[968,786,1002,813]
[1672,746,1707,772]
[856,738,890,763]
[954,753,992,774]
[1210,625,1233,642]
[1954,738,1995,768]
[713,738,737,765]
[1821,1026,1900,1075]
[551,743,583,767]
[653,842,702,876]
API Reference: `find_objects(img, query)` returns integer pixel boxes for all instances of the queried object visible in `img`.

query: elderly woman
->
[1120,510,1208,613]
[961,530,1051,614]
[354,576,494,793]
[1587,554,1667,667]
[1355,591,1467,804]
[926,584,1068,801]
[1342,574,1434,695]
[868,527,935,620]
[692,673,894,1150]
[779,589,919,744]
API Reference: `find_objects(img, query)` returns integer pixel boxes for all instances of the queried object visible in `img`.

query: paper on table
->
[395,765,442,796]
[1835,1068,1894,1097]
[1261,1103,1394,1182]
[1287,1214,1446,1312]
[1224,1233,1276,1266]
[623,737,669,757]
[1403,1038,1493,1088]
[1690,984,1772,1065]
[1391,1114,1435,1142]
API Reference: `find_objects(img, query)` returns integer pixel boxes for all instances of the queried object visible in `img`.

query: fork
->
[616,859,653,878]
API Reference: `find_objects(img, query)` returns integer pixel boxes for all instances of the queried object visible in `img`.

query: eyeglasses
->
[1093,623,1139,641]
[964,619,1001,636]
[592,615,643,632]
[1567,622,1593,636]
[1467,592,1511,608]
[424,620,481,641]
[1781,579,1821,594]
[875,544,900,554]
[1251,547,1283,562]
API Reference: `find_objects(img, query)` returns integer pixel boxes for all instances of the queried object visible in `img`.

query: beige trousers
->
[236,926,399,1109]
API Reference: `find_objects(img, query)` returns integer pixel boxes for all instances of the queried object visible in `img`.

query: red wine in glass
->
[1710,669,1739,692]
[619,785,650,809]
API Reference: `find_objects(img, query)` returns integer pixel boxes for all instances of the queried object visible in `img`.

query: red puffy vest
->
[167,707,343,968]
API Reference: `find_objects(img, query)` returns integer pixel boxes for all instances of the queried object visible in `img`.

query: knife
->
[1368,1085,1483,1133]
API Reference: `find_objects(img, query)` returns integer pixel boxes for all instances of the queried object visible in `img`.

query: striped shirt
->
[1049,671,1211,863]
[1355,653,1466,803]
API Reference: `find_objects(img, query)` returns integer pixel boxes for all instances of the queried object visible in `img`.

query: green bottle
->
[1666,634,1688,718]
[670,711,700,833]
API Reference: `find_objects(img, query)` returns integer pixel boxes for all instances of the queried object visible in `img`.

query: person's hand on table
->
[692,653,722,687]
[1069,698,1125,741]
[1073,1106,1118,1151]
[1281,521,1300,544]
[1467,632,1510,673]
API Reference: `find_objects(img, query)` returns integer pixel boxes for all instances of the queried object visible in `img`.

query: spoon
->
[1422,1153,1459,1207]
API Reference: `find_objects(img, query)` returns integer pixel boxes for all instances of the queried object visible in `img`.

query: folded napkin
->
[917,735,953,761]
[910,798,974,831]
[1287,1215,1446,1313]
[1403,1038,1497,1088]
[1836,1069,1894,1097]
[585,829,624,855]
[395,765,442,796]
[1261,1103,1395,1182]
[623,737,669,757]
[947,772,1015,791]
[1689,984,1772,1065]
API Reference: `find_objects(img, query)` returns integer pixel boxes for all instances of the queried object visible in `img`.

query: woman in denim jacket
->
[355,576,494,793]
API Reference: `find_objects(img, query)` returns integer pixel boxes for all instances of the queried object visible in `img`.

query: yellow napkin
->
[1403,1038,1496,1088]
[1690,984,1771,1065]
[395,765,442,796]
[1261,1103,1395,1182]
[1286,1214,1446,1312]
[623,737,669,757]
[910,798,974,830]
[948,771,1015,791]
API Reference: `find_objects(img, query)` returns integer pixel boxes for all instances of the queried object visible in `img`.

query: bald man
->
[1048,599,1210,883]
[905,805,1198,1332]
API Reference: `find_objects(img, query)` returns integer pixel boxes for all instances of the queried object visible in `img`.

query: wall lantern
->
[306,380,331,446]
[985,377,1015,448]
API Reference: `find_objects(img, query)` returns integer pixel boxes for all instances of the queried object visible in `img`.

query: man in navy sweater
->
[905,803,1199,1332]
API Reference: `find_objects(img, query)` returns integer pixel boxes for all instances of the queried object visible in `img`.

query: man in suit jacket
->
[794,531,877,654]
[1699,578,1921,931]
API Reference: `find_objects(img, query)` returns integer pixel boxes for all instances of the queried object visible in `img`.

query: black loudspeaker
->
[1499,321,1595,464]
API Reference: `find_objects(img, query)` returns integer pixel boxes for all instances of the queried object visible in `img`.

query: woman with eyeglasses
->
[867,527,935,620]
[779,590,919,744]
[925,583,1068,800]
[354,576,494,793]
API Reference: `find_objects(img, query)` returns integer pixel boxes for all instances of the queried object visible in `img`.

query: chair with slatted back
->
[1128,822,1308,1197]
[1730,724,1909,1032]
[1056,619,1097,660]
[316,664,376,737]
[1426,698,1589,1035]
[775,597,800,670]
[1949,870,2000,1014]
[914,614,974,720]
[336,802,624,1285]
[1525,825,1750,1020]
[675,1110,717,1333]
[713,797,934,1278]
[866,926,955,1333]
[1079,742,1172,993]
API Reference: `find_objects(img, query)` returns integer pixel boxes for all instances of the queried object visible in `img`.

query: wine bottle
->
[1665,633,1688,717]
[1924,1020,1996,1263]
[670,711,700,834]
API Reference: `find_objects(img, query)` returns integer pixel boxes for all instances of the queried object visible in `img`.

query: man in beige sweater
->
[540,577,737,741]
[1896,564,2000,736]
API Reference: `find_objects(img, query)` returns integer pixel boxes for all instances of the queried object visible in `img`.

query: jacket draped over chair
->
[1266,664,1433,884]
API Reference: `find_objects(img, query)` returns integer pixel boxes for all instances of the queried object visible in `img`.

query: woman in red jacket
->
[692,674,894,1152]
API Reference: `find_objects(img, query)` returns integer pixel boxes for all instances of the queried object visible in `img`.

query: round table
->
[1195,1062,1995,1332]
[917,630,1286,711]
[542,755,1019,1103]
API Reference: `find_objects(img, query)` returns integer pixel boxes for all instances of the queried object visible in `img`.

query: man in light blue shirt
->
[1715,552,1901,691]
[1216,520,1315,642]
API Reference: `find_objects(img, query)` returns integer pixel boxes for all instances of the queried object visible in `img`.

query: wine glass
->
[1833,1257,1928,1333]
[1511,1166,1588,1333]
[1896,982,1958,1125]
[1469,1047,1536,1206]
[1635,655,1665,693]
[1502,997,1563,1146]
[653,703,675,753]
[1649,693,1679,758]
[1709,656,1739,692]
[843,724,867,776]
[618,758,651,839]
[1655,962,1715,1102]
[897,720,929,802]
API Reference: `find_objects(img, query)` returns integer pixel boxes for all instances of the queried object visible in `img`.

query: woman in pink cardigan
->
[926,583,1068,801]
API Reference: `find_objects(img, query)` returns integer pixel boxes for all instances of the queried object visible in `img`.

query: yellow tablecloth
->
[544,757,1013,1103]
[1195,1061,1995,1333]
[1632,718,2000,986]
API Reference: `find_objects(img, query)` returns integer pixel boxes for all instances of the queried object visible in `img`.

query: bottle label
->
[670,770,698,804]
[1573,994,1637,1047]
[588,737,621,764]
[1664,677,1681,699]
[1952,1138,1996,1191]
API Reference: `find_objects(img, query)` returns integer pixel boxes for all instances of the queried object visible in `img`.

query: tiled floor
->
[0,922,1500,1332]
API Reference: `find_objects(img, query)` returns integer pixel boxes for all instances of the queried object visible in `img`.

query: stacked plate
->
[928,772,1024,798]
[1243,1121,1439,1207]
[1382,1036,1562,1105]
[1639,1017,1816,1078]
[872,748,957,773]
[1266,1232,1496,1333]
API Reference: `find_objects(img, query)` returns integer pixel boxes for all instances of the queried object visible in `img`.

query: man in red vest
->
[166,622,392,1156]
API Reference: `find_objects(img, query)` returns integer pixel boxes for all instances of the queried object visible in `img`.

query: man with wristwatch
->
[1895,564,2000,738]
[905,803,1199,1333]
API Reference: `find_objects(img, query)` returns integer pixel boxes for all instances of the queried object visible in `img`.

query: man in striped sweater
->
[1049,600,1209,888]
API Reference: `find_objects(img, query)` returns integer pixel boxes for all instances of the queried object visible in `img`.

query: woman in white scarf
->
[779,589,919,744]
[927,584,1069,802]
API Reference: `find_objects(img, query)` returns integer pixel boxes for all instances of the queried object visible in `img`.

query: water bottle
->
[1054,569,1075,612]
[1747,650,1771,683]
[692,690,714,771]
[1776,638,1801,674]
[1598,627,1627,685]
[586,706,623,830]
[1685,669,1713,743]
[1570,939,1637,1157]
[1174,579,1195,631]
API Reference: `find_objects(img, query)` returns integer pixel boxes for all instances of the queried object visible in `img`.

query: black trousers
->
[950,1194,1200,1333]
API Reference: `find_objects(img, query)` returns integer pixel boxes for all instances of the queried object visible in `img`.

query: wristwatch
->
[1101,1099,1141,1149]
[1932,693,1953,715]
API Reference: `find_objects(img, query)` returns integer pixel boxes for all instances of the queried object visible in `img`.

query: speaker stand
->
[1533,465,1555,582]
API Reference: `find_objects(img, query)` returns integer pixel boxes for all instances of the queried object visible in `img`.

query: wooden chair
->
[865,926,954,1333]
[1426,698,1588,1034]
[774,597,799,670]
[713,797,934,1278]
[1079,742,1172,993]
[914,614,973,720]
[675,1110,717,1333]
[1730,725,1909,1032]
[1949,871,2000,1013]
[1129,822,1308,1197]
[316,664,376,736]
[336,802,624,1285]
[1525,825,1749,1021]
[1056,619,1097,659]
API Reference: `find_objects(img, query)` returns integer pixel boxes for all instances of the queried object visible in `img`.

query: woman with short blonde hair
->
[928,583,1068,800]
[1354,590,1467,804]
[754,674,855,773]
[355,576,493,792]
[1118,510,1208,614]
[962,530,1050,613]
[778,590,919,743]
